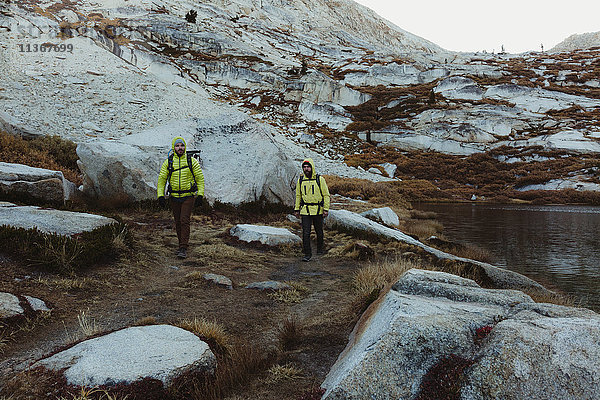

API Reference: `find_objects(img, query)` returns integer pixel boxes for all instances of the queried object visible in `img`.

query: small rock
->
[82,121,103,132]
[245,281,292,291]
[203,273,233,290]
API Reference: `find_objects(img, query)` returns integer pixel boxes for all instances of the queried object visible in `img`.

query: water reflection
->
[414,203,600,311]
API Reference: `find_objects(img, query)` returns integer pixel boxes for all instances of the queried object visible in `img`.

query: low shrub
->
[0,130,80,185]
[324,175,411,208]
[353,257,421,302]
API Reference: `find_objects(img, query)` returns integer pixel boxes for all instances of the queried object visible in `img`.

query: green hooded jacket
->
[294,158,330,216]
[157,136,205,199]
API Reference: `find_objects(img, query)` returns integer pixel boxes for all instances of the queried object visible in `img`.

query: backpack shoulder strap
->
[187,154,196,182]
[315,174,321,193]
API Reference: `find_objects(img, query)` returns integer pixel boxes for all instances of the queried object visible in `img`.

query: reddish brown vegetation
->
[344,145,600,204]
[415,354,474,400]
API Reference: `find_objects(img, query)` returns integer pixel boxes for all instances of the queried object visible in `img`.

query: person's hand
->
[158,196,166,207]
[323,210,328,217]
[294,211,300,219]
[194,195,203,207]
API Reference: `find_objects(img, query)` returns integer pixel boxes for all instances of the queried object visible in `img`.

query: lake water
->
[413,202,600,311]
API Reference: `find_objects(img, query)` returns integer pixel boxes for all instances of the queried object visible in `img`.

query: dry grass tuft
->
[263,363,304,383]
[111,225,130,254]
[0,335,8,354]
[192,238,268,271]
[400,219,443,240]
[57,387,129,400]
[278,315,302,351]
[353,257,421,298]
[525,289,578,308]
[177,317,231,355]
[185,271,204,281]
[37,276,102,291]
[267,288,302,303]
[178,340,276,400]
[447,243,493,264]
[410,209,438,220]
[77,309,101,338]
[134,316,157,326]
[268,281,308,304]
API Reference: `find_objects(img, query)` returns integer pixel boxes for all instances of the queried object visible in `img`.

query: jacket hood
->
[302,158,316,178]
[171,136,187,155]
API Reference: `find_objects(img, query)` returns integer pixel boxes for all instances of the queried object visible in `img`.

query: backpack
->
[166,150,202,196]
[298,173,324,214]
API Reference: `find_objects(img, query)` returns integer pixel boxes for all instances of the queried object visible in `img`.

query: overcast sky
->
[354,0,600,53]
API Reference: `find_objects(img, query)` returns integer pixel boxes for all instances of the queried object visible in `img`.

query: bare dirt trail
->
[1,208,365,398]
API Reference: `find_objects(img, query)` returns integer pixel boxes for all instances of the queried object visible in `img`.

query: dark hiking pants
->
[171,196,195,250]
[301,214,324,257]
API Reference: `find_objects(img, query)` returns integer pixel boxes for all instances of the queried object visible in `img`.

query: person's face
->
[174,142,185,156]
[302,163,312,177]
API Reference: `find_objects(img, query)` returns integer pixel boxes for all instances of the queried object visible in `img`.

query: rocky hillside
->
[551,31,600,52]
[1,0,599,204]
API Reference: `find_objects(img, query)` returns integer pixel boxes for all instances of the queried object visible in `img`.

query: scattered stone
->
[230,224,301,246]
[299,133,315,145]
[82,121,103,132]
[378,162,397,178]
[0,292,22,319]
[0,292,51,319]
[203,273,233,290]
[0,111,40,138]
[287,214,300,223]
[360,206,399,227]
[245,281,292,291]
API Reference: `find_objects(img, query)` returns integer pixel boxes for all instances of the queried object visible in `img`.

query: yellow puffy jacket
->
[157,136,205,199]
[294,158,330,216]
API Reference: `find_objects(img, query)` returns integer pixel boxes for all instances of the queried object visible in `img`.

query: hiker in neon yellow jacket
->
[157,136,204,259]
[294,158,330,261]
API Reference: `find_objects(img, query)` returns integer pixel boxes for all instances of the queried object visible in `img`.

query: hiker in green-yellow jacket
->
[294,158,330,262]
[157,136,204,259]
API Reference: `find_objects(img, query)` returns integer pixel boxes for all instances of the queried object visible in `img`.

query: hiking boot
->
[316,249,325,255]
[302,255,311,262]
[176,248,187,259]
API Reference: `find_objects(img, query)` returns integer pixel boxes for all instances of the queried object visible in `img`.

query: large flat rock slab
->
[0,202,117,236]
[34,324,216,387]
[322,269,600,400]
[0,162,77,204]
